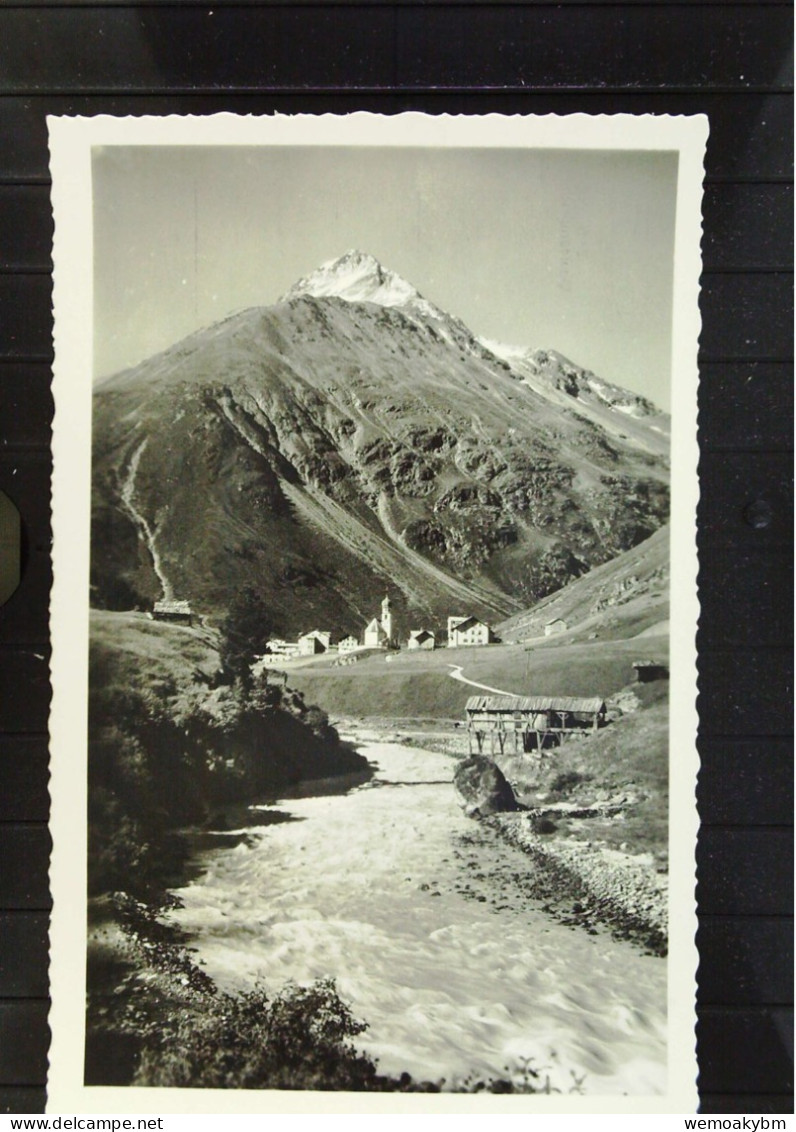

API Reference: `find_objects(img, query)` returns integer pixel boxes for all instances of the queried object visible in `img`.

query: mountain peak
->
[281,250,426,310]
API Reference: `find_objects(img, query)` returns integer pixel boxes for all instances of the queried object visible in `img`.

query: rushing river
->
[168,738,667,1096]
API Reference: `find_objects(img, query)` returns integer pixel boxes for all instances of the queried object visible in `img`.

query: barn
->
[465,694,607,754]
[408,629,435,650]
[152,599,193,626]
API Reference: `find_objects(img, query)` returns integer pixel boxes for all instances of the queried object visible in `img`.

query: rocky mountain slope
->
[91,251,670,637]
[497,524,670,643]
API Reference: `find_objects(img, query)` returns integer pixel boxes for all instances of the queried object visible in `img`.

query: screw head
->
[743,499,774,529]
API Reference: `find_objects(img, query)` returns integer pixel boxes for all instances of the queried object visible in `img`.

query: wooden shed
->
[152,599,193,625]
[465,694,607,755]
[632,660,669,683]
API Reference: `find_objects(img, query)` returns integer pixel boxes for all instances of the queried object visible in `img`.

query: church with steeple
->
[363,594,395,648]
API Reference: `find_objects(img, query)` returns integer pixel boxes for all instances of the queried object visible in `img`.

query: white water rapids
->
[168,739,667,1095]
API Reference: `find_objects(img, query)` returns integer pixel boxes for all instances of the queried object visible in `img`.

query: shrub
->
[135,978,380,1091]
[548,770,590,798]
[218,587,274,687]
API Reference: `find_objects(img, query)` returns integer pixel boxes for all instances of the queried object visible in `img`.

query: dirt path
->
[446,664,516,696]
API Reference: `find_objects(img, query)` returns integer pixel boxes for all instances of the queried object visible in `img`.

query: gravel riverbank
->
[489,812,668,956]
[343,720,668,956]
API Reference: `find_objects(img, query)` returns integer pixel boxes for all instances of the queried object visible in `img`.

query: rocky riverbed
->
[488,812,667,955]
[156,736,667,1094]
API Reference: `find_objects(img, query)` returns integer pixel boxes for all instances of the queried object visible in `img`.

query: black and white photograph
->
[47,112,706,1113]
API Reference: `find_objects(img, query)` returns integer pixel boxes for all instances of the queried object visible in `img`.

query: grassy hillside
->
[289,636,668,721]
[497,525,669,644]
[88,610,369,895]
[89,609,220,707]
[508,693,669,857]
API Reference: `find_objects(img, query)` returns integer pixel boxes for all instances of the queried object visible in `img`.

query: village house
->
[364,595,395,648]
[544,618,567,636]
[256,653,293,668]
[152,599,194,626]
[447,615,495,648]
[408,629,435,651]
[297,630,331,656]
[266,638,300,658]
[338,636,359,654]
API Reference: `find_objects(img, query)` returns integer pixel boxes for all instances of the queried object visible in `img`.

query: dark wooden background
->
[0,0,792,1115]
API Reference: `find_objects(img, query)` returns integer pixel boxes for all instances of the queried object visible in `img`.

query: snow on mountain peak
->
[282,250,427,310]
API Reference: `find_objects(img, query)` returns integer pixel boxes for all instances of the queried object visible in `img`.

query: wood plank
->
[698,549,792,648]
[0,1087,46,1115]
[0,364,53,451]
[0,186,52,272]
[699,363,794,452]
[0,1002,48,1086]
[697,1007,794,1094]
[0,7,396,93]
[697,916,794,1005]
[7,0,795,8]
[699,273,793,361]
[698,648,793,736]
[0,276,52,360]
[702,183,793,270]
[397,5,794,91]
[698,738,794,825]
[0,738,49,822]
[0,7,791,94]
[0,650,50,732]
[697,828,793,915]
[0,826,51,910]
[700,1094,794,1115]
[0,913,49,997]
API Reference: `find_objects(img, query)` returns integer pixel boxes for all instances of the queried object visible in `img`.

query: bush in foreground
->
[135,978,380,1091]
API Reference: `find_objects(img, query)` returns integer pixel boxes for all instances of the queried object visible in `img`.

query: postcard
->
[48,112,706,1114]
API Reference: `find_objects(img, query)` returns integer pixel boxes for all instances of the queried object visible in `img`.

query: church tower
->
[380,594,393,645]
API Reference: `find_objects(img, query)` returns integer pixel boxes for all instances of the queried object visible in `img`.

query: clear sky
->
[93,145,678,410]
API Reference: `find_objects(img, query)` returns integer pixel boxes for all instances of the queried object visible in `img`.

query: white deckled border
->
[48,111,707,1116]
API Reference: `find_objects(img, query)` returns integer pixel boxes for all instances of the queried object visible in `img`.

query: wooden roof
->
[452,615,490,631]
[465,694,606,714]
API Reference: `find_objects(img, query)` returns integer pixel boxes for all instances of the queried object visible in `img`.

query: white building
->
[266,638,300,658]
[338,636,359,654]
[408,629,435,651]
[447,615,495,648]
[544,618,568,637]
[297,630,331,656]
[364,595,394,648]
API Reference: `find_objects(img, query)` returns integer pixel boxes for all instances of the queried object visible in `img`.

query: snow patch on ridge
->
[282,251,664,424]
[282,250,440,322]
[477,336,529,362]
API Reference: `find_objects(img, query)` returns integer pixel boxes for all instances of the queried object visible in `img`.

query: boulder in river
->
[453,756,520,818]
